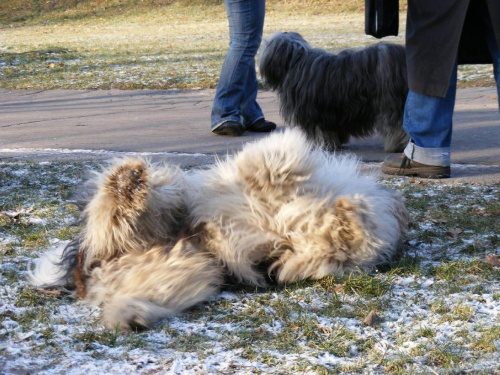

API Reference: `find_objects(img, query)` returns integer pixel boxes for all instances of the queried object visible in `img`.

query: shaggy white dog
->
[29,129,407,331]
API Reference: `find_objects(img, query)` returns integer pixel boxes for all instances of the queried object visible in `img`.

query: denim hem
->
[404,142,451,167]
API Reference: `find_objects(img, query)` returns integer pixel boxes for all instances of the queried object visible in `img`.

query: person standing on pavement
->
[382,0,500,178]
[211,0,277,136]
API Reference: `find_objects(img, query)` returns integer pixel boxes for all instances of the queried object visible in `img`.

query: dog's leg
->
[100,295,176,331]
[382,126,410,153]
[234,129,317,200]
[81,158,185,271]
[271,195,378,283]
[86,239,223,331]
[321,129,349,150]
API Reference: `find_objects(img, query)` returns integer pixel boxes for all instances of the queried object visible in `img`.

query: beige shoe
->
[382,154,450,179]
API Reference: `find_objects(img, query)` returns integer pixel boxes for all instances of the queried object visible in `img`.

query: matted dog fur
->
[259,31,409,152]
[29,129,408,331]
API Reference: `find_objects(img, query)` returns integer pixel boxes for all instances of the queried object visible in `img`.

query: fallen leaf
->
[409,178,427,185]
[363,310,381,326]
[334,284,345,293]
[254,327,266,337]
[35,289,62,297]
[48,63,55,69]
[446,228,463,239]
[485,254,500,267]
[432,219,448,224]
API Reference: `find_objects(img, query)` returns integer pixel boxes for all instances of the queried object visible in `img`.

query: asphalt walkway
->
[1,87,499,183]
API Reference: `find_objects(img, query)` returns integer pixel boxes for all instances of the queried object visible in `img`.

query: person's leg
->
[483,8,500,107]
[211,0,264,132]
[241,57,264,127]
[241,54,277,132]
[239,0,266,127]
[382,66,456,178]
[402,65,457,167]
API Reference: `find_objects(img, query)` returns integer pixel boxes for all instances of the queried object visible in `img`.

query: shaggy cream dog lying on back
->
[30,129,407,331]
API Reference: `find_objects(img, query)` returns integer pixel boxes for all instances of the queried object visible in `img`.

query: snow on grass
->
[0,161,499,374]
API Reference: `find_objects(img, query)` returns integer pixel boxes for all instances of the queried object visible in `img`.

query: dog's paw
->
[333,196,365,251]
[102,311,148,332]
[100,298,156,332]
[104,160,150,213]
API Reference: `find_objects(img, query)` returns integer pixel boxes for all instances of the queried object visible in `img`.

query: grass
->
[471,326,500,353]
[1,161,500,373]
[1,0,367,25]
[0,0,495,90]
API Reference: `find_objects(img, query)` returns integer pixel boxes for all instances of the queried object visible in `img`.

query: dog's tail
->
[28,239,80,288]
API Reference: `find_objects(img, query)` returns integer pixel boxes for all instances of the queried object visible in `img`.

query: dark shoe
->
[212,121,245,136]
[246,119,277,132]
[382,154,451,179]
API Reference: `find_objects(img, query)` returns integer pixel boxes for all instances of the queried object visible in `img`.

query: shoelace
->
[399,155,412,173]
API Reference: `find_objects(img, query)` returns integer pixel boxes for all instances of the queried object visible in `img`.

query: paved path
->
[1,87,499,183]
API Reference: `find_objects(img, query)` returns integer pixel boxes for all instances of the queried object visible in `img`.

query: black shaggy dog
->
[259,31,409,152]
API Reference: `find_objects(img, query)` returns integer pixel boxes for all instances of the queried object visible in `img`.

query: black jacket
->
[406,0,500,97]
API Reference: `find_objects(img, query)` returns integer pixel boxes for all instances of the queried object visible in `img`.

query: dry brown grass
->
[0,0,389,90]
[0,0,493,90]
[0,0,369,25]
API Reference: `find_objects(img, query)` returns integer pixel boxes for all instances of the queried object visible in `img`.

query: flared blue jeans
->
[211,0,265,130]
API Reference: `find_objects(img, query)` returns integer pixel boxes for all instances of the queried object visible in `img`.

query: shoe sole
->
[382,165,451,179]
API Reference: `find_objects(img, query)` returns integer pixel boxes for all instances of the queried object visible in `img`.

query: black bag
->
[365,0,399,38]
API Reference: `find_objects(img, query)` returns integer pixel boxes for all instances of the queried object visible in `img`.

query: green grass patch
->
[471,326,500,354]
[425,345,463,368]
[431,260,500,283]
[74,328,120,349]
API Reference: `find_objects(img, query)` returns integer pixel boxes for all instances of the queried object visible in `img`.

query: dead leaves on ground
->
[446,228,463,239]
[363,310,381,327]
[485,254,500,267]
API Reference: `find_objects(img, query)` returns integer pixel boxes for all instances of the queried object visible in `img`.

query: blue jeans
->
[404,12,500,167]
[211,0,265,130]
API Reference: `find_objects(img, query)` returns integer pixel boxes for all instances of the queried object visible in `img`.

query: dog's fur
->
[29,129,408,331]
[258,32,409,152]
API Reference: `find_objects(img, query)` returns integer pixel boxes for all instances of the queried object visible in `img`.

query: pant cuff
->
[404,142,451,167]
